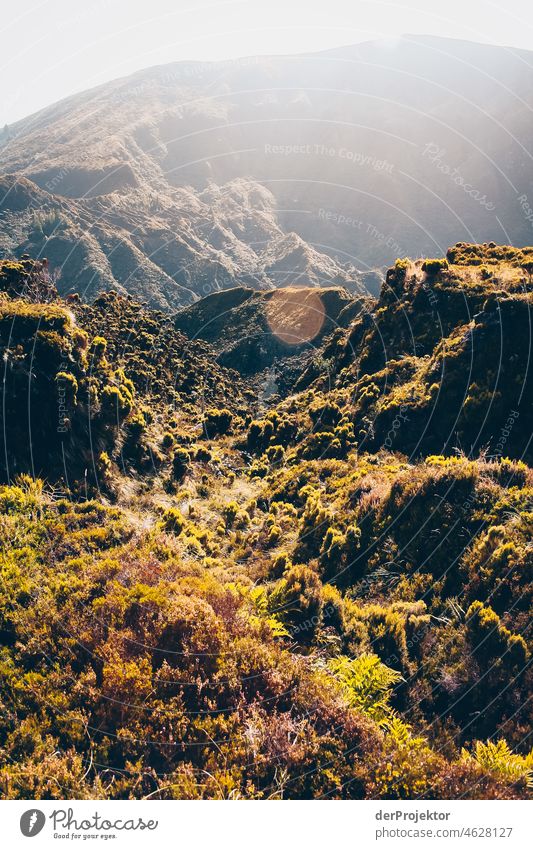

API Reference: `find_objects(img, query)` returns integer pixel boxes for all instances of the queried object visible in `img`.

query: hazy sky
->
[1,0,533,125]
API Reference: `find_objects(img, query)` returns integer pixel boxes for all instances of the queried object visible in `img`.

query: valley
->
[0,244,531,799]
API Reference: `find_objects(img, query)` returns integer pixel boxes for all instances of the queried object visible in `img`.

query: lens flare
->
[264,287,325,345]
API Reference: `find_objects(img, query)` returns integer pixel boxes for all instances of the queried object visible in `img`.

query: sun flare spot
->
[264,287,325,345]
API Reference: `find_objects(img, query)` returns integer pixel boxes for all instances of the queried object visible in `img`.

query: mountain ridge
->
[2,35,532,307]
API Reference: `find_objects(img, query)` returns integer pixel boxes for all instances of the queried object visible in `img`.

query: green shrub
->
[125,411,146,440]
[309,400,343,429]
[162,507,186,534]
[203,408,233,438]
[271,564,323,640]
[294,493,332,561]
[319,523,362,581]
[100,385,133,422]
[55,371,78,404]
[466,601,528,668]
[195,445,212,462]
[90,336,107,359]
[172,448,190,481]
[461,741,533,788]
[422,258,449,275]
[222,501,239,528]
[161,431,175,450]
[247,419,274,452]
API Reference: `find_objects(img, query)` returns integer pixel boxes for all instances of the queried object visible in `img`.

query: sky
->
[1,0,533,125]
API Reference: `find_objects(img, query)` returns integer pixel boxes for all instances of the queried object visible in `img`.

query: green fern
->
[247,585,290,638]
[328,653,402,724]
[462,740,533,787]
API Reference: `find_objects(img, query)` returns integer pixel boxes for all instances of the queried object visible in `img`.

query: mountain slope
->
[0,244,531,800]
[2,35,533,306]
[174,284,368,379]
[0,175,364,309]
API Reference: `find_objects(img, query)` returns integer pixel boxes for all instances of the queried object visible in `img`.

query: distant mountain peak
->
[1,36,531,307]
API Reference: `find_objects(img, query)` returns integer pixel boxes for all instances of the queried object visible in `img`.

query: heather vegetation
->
[0,245,531,800]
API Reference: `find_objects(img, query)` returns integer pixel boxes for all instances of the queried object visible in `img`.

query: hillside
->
[0,244,531,800]
[0,176,365,309]
[2,35,533,306]
[174,284,369,379]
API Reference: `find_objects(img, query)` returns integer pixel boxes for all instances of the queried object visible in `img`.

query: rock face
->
[1,35,533,306]
[0,174,366,309]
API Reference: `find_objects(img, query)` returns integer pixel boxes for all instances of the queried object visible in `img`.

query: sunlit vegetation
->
[0,248,531,799]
